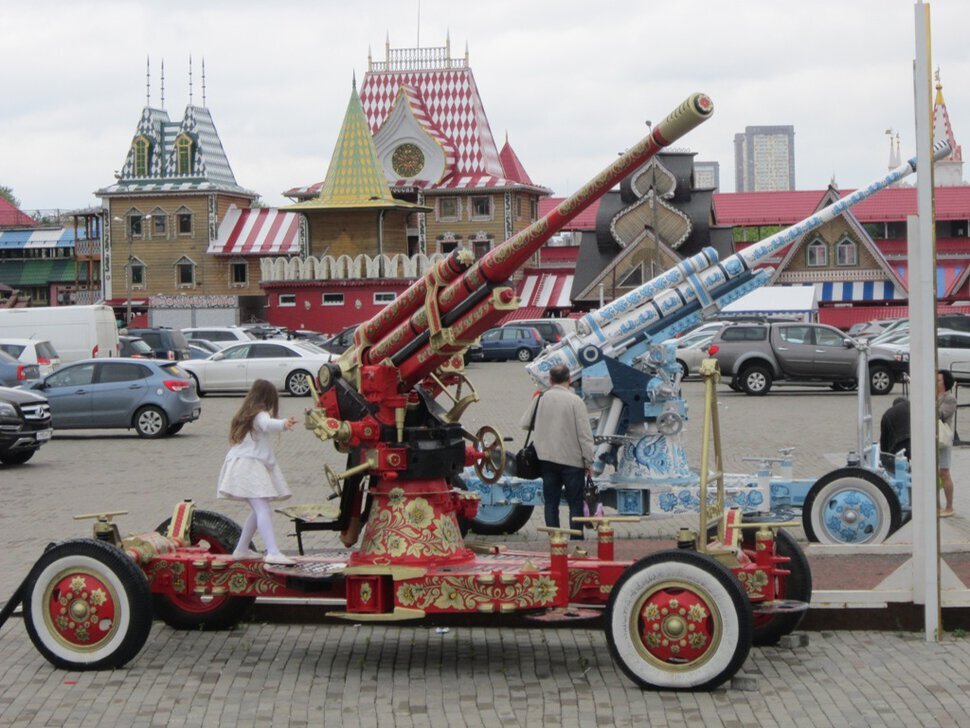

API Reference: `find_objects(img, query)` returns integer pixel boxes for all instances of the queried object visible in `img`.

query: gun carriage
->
[5,93,815,691]
[464,142,949,546]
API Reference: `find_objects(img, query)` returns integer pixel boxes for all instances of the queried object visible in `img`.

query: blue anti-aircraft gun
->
[464,141,949,544]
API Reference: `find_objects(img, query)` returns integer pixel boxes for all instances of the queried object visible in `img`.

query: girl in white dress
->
[217,379,298,564]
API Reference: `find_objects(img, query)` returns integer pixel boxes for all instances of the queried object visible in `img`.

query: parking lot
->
[3,362,970,726]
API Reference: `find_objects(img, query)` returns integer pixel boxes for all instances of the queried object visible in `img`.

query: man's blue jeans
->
[540,461,585,540]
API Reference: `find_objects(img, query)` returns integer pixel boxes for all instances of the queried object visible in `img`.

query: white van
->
[0,305,119,363]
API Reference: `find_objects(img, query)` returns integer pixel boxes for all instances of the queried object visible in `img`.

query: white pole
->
[912,0,940,642]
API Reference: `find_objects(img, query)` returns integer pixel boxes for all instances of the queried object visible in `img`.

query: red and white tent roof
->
[209,206,301,257]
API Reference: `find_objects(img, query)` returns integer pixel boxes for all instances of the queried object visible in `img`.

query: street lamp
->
[112,213,150,324]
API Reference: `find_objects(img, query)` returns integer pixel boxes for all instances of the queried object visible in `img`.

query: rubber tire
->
[286,369,312,396]
[189,373,206,396]
[739,364,772,396]
[515,348,533,363]
[728,379,743,392]
[831,381,857,392]
[153,510,256,629]
[23,539,153,670]
[802,467,901,544]
[166,423,184,436]
[468,503,535,536]
[744,528,812,646]
[134,405,168,438]
[605,549,753,691]
[0,449,36,464]
[677,359,689,380]
[869,364,895,396]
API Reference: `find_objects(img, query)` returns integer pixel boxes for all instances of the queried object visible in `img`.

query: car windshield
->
[292,341,327,356]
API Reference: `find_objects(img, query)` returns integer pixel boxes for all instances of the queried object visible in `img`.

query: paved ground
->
[3,361,970,726]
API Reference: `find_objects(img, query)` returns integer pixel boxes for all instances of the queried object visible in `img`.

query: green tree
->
[0,185,20,208]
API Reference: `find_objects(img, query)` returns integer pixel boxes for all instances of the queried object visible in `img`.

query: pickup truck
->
[708,321,895,396]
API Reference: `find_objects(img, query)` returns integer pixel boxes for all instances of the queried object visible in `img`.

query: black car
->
[127,328,191,361]
[0,385,52,465]
[119,335,156,359]
[318,324,360,355]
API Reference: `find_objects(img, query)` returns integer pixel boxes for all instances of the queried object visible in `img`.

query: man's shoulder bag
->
[515,395,543,480]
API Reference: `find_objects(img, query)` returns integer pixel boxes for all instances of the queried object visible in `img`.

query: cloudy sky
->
[2,0,968,212]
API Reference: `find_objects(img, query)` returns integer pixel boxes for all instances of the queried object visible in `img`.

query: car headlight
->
[0,402,16,417]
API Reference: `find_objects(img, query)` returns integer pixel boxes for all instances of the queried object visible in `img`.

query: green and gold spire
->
[286,80,427,211]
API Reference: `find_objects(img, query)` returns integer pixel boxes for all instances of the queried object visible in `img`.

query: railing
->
[370,46,468,72]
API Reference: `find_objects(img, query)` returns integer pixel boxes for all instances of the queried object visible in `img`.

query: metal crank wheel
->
[473,425,506,484]
[153,510,256,629]
[23,539,153,670]
[605,550,753,691]
[802,467,901,544]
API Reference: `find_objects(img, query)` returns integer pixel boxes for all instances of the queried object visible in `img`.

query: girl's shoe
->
[940,509,955,518]
[264,552,296,565]
[232,549,262,559]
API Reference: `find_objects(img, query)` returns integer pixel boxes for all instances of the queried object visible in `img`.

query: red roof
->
[538,246,580,266]
[209,207,302,256]
[0,197,37,228]
[714,186,970,226]
[538,197,600,231]
[499,139,533,186]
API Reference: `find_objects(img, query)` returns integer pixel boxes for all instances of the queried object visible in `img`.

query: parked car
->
[0,338,61,376]
[317,324,360,355]
[240,324,286,340]
[467,326,545,362]
[118,335,156,359]
[870,329,970,384]
[187,338,222,355]
[188,344,217,360]
[28,358,201,438]
[0,349,40,387]
[664,325,725,379]
[182,326,257,350]
[180,340,336,396]
[0,385,52,464]
[501,318,575,346]
[127,328,191,361]
[0,304,119,362]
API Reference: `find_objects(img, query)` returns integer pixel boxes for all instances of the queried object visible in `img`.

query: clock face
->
[392,143,425,177]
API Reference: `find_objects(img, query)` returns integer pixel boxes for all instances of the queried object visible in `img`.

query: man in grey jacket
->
[520,364,596,539]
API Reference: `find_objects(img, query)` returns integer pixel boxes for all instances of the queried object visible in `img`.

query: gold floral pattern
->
[360,490,466,560]
[736,569,769,598]
[88,588,107,607]
[396,574,558,611]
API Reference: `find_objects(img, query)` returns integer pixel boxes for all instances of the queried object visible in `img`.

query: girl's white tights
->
[236,497,282,556]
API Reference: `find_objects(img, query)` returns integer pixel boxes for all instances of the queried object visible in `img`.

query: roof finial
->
[201,57,206,107]
[188,54,194,106]
[160,59,165,109]
[505,130,508,145]
[416,0,421,48]
[446,27,451,58]
[385,31,390,62]
[935,66,942,90]
[465,40,469,63]
[368,45,372,71]
[146,55,151,107]
[352,70,357,91]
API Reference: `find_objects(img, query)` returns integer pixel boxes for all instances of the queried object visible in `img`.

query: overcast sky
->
[2,0,968,212]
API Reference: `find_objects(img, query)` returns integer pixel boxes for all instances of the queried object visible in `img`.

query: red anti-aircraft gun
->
[3,93,807,691]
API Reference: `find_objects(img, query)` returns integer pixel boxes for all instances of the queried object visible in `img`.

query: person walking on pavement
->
[520,364,595,539]
[217,379,299,563]
[938,369,958,517]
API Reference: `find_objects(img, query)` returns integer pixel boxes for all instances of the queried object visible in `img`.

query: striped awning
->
[517,273,574,309]
[816,281,905,302]
[209,207,301,257]
[0,229,77,250]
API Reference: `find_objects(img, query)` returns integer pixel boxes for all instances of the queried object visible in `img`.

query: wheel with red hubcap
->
[23,539,153,670]
[153,510,256,630]
[605,550,752,691]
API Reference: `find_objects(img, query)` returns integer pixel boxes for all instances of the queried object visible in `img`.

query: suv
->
[182,326,257,349]
[501,318,576,346]
[127,328,191,360]
[0,385,52,465]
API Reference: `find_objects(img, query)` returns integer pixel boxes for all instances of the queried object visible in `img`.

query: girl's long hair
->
[229,379,279,444]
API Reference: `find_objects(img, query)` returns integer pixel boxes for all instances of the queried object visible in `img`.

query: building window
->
[438,197,459,222]
[175,256,196,288]
[322,293,344,306]
[440,241,459,255]
[152,210,167,236]
[374,292,396,305]
[470,196,492,221]
[176,134,193,175]
[279,294,296,307]
[130,259,146,288]
[230,259,248,286]
[129,213,145,237]
[133,137,149,177]
[176,207,192,235]
[515,197,523,219]
[530,198,539,222]
[473,238,492,259]
[836,238,858,266]
[806,239,827,267]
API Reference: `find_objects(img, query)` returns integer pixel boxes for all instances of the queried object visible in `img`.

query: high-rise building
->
[733,125,795,192]
[693,161,720,190]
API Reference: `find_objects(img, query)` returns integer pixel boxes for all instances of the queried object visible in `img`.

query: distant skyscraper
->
[694,161,720,190]
[733,125,795,192]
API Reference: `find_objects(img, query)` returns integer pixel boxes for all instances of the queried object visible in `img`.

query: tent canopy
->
[720,285,818,320]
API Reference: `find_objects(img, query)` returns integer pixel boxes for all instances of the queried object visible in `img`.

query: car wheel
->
[134,406,168,438]
[0,449,36,465]
[677,360,689,380]
[869,364,894,396]
[166,423,184,436]
[286,369,313,396]
[189,373,205,397]
[739,364,772,396]
[515,348,534,363]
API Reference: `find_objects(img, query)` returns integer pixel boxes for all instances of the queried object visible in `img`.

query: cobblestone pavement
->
[2,361,970,726]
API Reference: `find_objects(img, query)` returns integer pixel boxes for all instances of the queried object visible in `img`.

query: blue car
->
[29,358,201,438]
[468,326,545,362]
[0,349,40,387]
